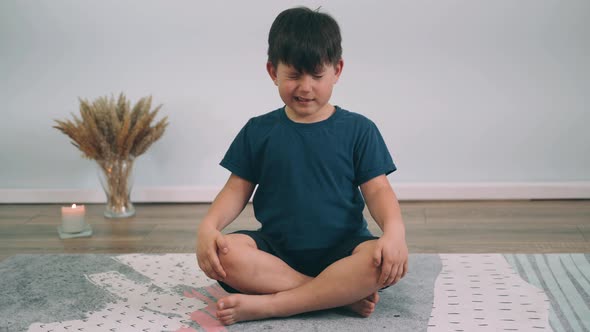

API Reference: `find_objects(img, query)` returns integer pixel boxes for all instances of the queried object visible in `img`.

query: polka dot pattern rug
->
[0,253,588,331]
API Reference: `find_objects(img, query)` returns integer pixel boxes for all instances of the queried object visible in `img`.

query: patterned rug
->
[0,253,588,332]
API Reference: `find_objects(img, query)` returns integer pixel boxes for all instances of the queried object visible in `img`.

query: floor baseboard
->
[1,182,589,203]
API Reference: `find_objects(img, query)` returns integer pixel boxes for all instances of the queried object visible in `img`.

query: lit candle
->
[61,204,86,233]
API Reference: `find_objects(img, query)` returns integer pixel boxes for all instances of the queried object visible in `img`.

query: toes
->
[362,299,375,309]
[217,309,234,319]
[217,309,236,325]
[367,292,380,304]
[346,297,377,318]
[216,295,244,325]
[217,295,238,310]
[362,304,376,317]
[358,308,371,318]
[219,316,236,325]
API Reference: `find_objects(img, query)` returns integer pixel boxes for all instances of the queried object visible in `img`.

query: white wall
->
[1,0,589,202]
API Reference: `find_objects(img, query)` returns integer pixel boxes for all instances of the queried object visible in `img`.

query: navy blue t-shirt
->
[220,106,396,250]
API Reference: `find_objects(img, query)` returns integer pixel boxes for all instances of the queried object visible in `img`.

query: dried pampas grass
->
[53,93,168,161]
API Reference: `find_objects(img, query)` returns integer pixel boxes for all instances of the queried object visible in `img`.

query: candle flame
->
[72,204,77,208]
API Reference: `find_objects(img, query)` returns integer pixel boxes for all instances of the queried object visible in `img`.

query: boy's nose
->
[298,76,313,92]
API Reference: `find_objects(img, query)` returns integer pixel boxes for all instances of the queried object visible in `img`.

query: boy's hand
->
[196,227,229,281]
[373,228,408,287]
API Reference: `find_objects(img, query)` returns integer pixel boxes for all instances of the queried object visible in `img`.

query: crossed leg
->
[215,234,382,325]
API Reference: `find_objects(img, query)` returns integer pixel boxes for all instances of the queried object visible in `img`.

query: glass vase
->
[96,158,136,218]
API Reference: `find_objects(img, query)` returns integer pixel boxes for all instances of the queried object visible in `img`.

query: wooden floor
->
[1,200,589,262]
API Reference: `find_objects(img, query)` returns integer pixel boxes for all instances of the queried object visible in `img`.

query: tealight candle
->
[61,204,86,233]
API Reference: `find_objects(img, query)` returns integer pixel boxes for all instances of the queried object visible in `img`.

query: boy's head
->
[267,6,342,74]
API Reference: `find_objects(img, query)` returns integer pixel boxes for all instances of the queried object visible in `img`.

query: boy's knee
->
[352,239,378,257]
[218,234,256,272]
[224,233,257,249]
[352,240,382,278]
[217,253,239,278]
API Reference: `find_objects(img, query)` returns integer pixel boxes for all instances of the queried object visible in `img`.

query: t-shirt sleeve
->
[220,119,258,184]
[353,120,397,186]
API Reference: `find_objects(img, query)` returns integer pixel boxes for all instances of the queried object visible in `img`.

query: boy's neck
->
[284,104,336,124]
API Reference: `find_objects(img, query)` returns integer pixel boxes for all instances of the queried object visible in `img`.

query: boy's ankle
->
[267,292,289,318]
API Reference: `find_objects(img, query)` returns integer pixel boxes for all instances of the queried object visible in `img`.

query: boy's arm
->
[197,173,255,280]
[200,173,255,231]
[360,174,408,287]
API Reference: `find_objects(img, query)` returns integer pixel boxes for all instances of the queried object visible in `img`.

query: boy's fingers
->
[394,263,403,284]
[205,266,216,280]
[385,263,399,286]
[373,247,382,267]
[212,259,226,279]
[216,234,229,254]
[199,261,211,278]
[389,260,408,286]
[385,256,408,286]
[201,259,214,278]
[380,259,393,285]
[208,251,226,279]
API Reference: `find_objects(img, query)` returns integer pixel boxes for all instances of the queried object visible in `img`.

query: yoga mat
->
[0,253,588,331]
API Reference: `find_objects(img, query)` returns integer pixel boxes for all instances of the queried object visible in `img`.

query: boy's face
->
[267,60,343,123]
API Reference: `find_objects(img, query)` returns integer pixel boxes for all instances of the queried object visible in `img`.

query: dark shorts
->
[218,230,378,294]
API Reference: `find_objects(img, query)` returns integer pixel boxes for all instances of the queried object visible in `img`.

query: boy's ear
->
[266,62,278,85]
[333,58,344,83]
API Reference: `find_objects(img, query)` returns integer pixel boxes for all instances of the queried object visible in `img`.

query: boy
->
[196,6,408,325]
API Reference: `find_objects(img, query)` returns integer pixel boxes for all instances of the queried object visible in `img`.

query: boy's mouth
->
[295,96,314,102]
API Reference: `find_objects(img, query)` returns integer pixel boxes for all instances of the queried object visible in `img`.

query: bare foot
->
[216,294,276,325]
[346,292,380,317]
[216,292,380,325]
